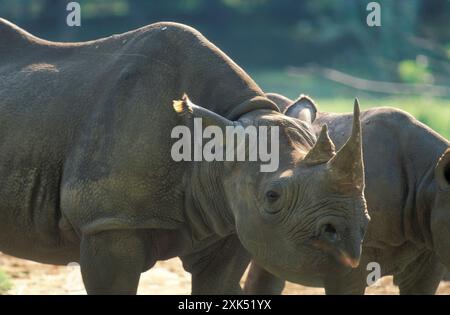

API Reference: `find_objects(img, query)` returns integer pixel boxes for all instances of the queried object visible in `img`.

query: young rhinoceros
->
[246,94,450,295]
[0,19,367,294]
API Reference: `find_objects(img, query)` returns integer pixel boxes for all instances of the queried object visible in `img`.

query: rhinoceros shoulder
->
[356,107,421,141]
[361,107,416,124]
[363,106,449,146]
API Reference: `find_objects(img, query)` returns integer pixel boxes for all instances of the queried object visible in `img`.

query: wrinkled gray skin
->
[246,93,450,295]
[0,20,368,294]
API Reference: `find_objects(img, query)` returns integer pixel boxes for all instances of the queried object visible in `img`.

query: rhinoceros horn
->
[303,124,336,165]
[328,99,364,192]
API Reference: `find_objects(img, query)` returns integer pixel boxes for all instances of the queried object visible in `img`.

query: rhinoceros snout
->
[312,218,364,269]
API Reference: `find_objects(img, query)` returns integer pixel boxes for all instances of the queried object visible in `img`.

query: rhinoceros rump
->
[0,20,368,294]
[245,94,450,294]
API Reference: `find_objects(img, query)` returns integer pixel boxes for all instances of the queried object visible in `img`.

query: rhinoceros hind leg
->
[181,235,250,295]
[243,262,285,295]
[80,230,148,295]
[394,251,445,295]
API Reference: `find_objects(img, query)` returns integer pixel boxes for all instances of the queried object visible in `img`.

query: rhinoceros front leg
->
[244,261,285,294]
[80,230,148,295]
[324,270,367,295]
[181,235,251,294]
[394,251,445,295]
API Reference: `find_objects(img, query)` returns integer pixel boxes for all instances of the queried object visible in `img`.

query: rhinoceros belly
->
[0,168,78,263]
[0,157,80,264]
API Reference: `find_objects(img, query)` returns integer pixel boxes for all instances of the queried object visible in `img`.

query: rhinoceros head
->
[173,95,369,282]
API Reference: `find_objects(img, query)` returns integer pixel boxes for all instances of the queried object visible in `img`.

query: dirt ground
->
[1,252,450,295]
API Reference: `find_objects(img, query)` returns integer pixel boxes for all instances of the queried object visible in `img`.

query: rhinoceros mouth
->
[309,239,360,269]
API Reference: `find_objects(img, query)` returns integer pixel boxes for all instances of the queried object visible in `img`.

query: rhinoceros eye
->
[266,190,280,203]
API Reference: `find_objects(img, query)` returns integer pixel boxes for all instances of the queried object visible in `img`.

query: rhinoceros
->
[245,93,450,294]
[0,19,368,294]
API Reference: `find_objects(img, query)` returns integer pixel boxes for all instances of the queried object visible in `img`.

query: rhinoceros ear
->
[328,99,365,193]
[173,94,233,129]
[303,125,336,165]
[265,93,293,112]
[226,96,280,120]
[284,94,318,123]
[435,149,450,190]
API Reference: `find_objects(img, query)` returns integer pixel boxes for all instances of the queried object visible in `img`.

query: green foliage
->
[398,60,432,84]
[251,69,450,139]
[0,270,12,294]
[318,97,450,140]
[250,69,357,99]
[446,44,450,59]
[222,0,270,12]
[83,0,130,18]
[1,0,449,80]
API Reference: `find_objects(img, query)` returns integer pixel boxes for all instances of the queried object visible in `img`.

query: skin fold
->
[245,94,450,295]
[0,20,368,294]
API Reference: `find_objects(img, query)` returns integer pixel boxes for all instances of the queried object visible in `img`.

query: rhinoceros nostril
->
[320,223,339,243]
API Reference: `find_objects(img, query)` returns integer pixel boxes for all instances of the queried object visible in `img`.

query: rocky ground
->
[1,253,450,295]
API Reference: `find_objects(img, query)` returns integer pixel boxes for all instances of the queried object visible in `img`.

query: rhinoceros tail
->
[172,94,234,129]
[173,94,193,116]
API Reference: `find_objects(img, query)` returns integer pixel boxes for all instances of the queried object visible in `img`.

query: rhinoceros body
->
[0,20,256,253]
[246,94,450,294]
[0,19,278,293]
[314,106,450,294]
[0,21,369,294]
